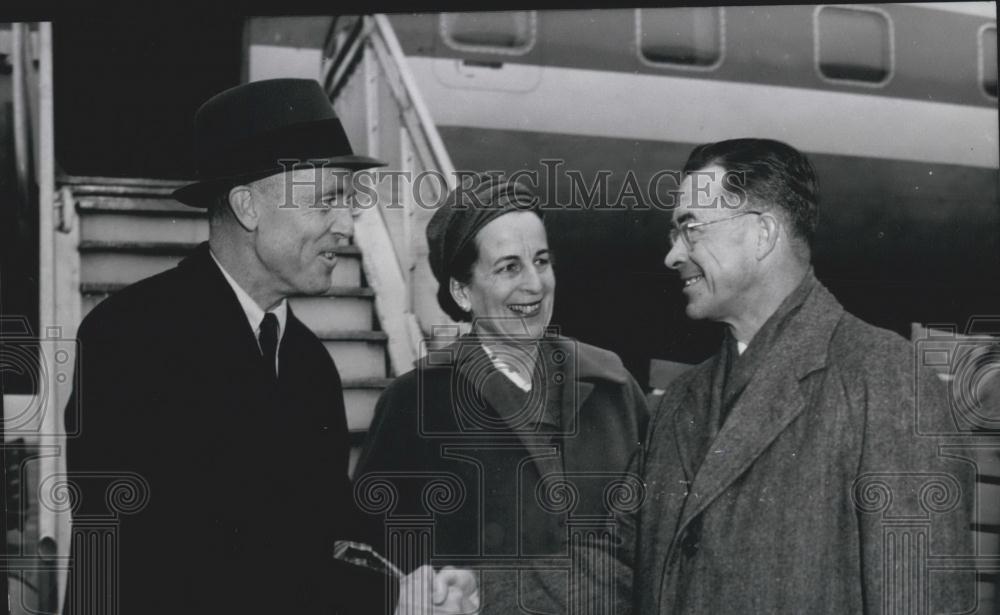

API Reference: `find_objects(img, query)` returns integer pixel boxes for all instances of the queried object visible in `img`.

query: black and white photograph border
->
[0,2,997,614]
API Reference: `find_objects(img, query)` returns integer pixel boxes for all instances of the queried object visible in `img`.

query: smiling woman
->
[353,174,649,614]
[450,209,555,343]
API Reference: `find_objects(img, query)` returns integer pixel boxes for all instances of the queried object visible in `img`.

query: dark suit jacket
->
[630,275,975,614]
[64,243,367,614]
[355,335,648,614]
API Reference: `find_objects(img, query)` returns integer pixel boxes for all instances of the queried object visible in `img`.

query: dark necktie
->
[259,312,279,379]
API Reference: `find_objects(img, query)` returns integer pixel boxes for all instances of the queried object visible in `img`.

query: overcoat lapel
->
[450,336,603,480]
[676,350,810,532]
[673,280,846,538]
[553,337,595,471]
[671,360,716,488]
[453,340,562,479]
[182,244,277,402]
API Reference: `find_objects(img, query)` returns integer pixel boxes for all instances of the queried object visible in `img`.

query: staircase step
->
[80,240,362,255]
[324,339,387,380]
[79,240,203,256]
[344,398,380,477]
[344,377,394,389]
[81,284,375,329]
[317,330,386,342]
[343,377,391,433]
[76,195,204,217]
[81,213,209,244]
[343,379,403,444]
[81,252,188,287]
[79,243,363,287]
[343,378,393,477]
[289,293,373,332]
[61,175,188,193]
[344,386,381,431]
[80,282,372,296]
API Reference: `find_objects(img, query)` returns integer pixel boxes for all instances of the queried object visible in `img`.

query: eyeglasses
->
[669,211,763,249]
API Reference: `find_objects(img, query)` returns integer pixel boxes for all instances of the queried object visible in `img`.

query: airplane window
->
[816,6,892,84]
[440,11,535,54]
[982,26,997,99]
[638,7,723,68]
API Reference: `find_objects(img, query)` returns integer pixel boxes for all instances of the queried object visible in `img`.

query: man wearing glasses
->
[619,139,974,613]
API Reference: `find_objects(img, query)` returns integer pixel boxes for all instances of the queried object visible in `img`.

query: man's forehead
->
[673,164,737,221]
[680,165,727,195]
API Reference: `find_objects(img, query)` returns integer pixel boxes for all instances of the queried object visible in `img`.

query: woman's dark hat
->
[173,78,385,207]
[426,174,540,288]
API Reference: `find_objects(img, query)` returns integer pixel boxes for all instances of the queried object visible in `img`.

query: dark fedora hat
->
[173,78,385,207]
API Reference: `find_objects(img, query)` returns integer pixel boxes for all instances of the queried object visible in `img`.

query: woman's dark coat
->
[355,335,648,614]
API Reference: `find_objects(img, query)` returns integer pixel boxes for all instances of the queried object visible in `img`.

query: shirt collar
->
[735,268,816,351]
[481,343,533,392]
[209,249,288,343]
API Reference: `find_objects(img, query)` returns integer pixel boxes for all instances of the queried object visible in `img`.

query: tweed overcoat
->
[63,243,373,615]
[629,278,974,614]
[355,335,648,614]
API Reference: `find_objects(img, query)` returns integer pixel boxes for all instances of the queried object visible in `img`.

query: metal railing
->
[323,14,462,376]
[9,21,76,615]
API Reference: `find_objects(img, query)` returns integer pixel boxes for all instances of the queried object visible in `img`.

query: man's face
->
[251,166,356,300]
[457,211,555,342]
[664,164,760,324]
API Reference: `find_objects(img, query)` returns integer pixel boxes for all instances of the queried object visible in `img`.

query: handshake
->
[394,566,480,615]
[333,541,478,613]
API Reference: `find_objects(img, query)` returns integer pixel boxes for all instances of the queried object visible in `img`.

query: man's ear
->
[228,185,258,232]
[449,278,472,313]
[756,212,781,260]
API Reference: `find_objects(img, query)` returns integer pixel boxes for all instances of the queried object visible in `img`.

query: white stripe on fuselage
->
[904,2,996,18]
[407,56,999,169]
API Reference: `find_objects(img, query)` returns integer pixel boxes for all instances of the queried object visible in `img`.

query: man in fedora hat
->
[63,78,474,614]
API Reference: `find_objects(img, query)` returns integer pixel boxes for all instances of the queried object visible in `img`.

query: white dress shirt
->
[210,250,288,374]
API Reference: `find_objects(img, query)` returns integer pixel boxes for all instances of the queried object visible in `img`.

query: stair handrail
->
[324,14,461,376]
[11,24,34,207]
[324,14,459,242]
[371,14,457,188]
[11,21,71,615]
